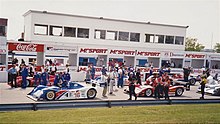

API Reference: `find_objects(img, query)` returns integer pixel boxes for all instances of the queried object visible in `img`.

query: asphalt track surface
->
[0,82,219,104]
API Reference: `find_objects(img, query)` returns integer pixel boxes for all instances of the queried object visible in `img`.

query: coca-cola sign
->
[8,42,44,52]
[16,43,37,52]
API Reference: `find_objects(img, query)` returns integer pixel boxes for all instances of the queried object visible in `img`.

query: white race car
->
[27,81,97,101]
[197,76,220,96]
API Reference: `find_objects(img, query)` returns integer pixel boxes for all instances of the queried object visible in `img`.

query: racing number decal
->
[71,91,80,98]
[75,90,80,98]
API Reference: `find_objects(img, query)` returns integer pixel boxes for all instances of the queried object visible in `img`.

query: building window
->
[130,32,140,42]
[165,36,174,44]
[34,24,48,35]
[0,26,6,36]
[145,34,154,43]
[175,36,184,45]
[106,30,117,40]
[77,28,89,38]
[49,25,62,36]
[94,29,106,39]
[79,57,96,66]
[0,54,6,65]
[155,35,164,44]
[119,31,129,41]
[64,27,76,37]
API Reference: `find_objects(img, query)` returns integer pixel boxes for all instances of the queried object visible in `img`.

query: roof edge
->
[23,10,189,28]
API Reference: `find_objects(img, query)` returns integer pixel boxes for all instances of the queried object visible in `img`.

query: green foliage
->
[1,104,220,123]
[214,43,220,53]
[185,37,205,51]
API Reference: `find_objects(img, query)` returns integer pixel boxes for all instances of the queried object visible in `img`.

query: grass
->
[0,104,220,123]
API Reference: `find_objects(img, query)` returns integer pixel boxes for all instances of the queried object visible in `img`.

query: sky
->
[0,0,219,49]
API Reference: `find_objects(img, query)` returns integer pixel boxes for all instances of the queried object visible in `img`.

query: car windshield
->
[68,82,83,89]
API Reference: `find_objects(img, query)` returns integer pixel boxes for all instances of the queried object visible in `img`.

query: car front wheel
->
[45,91,55,101]
[145,88,153,97]
[189,78,196,85]
[175,88,184,96]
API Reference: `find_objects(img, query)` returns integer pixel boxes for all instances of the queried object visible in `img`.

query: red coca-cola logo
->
[16,43,37,52]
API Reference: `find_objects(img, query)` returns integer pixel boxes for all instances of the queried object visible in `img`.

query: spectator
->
[108,68,115,94]
[90,64,95,80]
[136,69,141,85]
[128,77,137,100]
[8,64,18,88]
[101,65,107,82]
[40,69,49,86]
[21,64,28,89]
[200,70,207,99]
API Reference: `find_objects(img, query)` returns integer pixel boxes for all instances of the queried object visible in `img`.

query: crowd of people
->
[8,58,70,89]
[8,58,216,100]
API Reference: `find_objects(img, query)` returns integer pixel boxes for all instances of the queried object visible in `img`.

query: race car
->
[188,74,201,85]
[27,81,97,101]
[8,75,55,87]
[168,72,200,85]
[197,76,220,96]
[124,84,184,97]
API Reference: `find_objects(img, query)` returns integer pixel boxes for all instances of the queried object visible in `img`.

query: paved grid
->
[0,82,219,104]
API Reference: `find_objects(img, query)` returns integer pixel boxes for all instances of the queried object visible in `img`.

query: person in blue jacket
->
[54,72,64,88]
[33,68,41,86]
[21,64,28,89]
[63,71,71,88]
[40,69,49,86]
[90,64,96,80]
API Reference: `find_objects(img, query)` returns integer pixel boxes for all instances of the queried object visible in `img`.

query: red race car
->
[8,75,55,87]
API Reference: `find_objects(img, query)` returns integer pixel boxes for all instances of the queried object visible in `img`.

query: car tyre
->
[175,88,184,96]
[87,88,97,99]
[145,88,153,97]
[46,91,56,101]
[189,78,196,85]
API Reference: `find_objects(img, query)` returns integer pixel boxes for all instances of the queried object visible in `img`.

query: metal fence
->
[0,99,220,111]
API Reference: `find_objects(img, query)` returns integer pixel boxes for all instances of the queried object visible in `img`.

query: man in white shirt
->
[108,68,115,94]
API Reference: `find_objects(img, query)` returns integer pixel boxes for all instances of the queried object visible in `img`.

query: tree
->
[214,43,220,53]
[185,37,205,51]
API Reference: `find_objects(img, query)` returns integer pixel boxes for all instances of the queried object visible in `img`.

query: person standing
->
[136,69,141,85]
[41,69,49,86]
[54,72,64,87]
[183,67,191,82]
[118,67,124,88]
[128,77,137,100]
[33,68,41,86]
[200,71,207,99]
[63,72,71,88]
[108,68,115,94]
[154,77,162,100]
[102,74,108,97]
[8,64,18,88]
[90,64,96,80]
[113,68,119,91]
[164,78,170,100]
[21,64,28,89]
[101,65,107,82]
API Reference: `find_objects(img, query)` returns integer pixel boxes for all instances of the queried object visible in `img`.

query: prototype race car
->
[197,76,220,96]
[27,81,97,101]
[124,84,184,97]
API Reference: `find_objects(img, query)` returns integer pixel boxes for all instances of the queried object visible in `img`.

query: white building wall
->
[24,11,186,52]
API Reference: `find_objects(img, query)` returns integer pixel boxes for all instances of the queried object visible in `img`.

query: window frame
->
[34,24,48,35]
[118,31,129,41]
[130,32,140,42]
[64,26,76,37]
[77,28,89,38]
[49,25,63,36]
